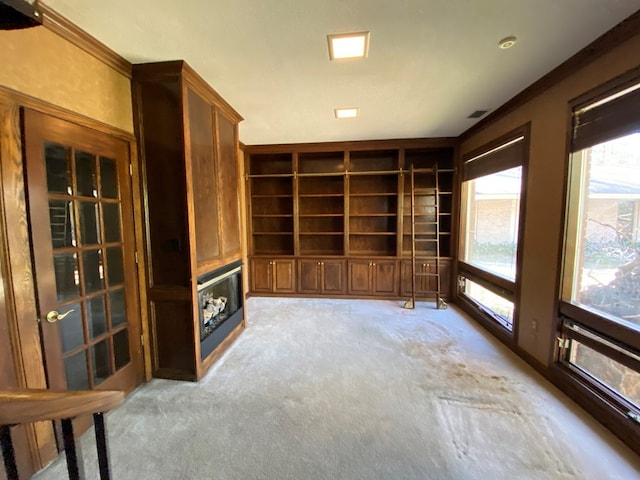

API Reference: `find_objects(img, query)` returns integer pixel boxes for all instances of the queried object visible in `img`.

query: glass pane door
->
[45,143,130,389]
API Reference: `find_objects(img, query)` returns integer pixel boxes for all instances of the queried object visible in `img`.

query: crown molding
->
[38,2,132,78]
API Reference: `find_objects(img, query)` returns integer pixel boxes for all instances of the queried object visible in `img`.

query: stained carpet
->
[34,297,640,479]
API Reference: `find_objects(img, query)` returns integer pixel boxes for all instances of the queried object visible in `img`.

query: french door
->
[23,109,143,394]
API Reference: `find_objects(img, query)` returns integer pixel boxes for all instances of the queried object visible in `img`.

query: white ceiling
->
[45,0,640,146]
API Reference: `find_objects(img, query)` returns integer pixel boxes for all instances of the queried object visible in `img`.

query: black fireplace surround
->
[197,260,243,360]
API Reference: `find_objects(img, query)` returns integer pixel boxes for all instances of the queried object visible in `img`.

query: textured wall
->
[0,26,133,132]
[459,32,640,366]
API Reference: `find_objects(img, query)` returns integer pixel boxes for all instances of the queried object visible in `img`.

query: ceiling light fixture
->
[498,36,517,49]
[327,32,370,60]
[334,108,359,119]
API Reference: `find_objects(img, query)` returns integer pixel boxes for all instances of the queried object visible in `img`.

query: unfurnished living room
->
[1,1,640,479]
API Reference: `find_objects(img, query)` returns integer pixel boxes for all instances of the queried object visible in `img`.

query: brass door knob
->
[46,309,75,323]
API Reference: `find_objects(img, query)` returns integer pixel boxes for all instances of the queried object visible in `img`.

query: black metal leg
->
[61,418,85,480]
[93,413,112,480]
[0,425,19,480]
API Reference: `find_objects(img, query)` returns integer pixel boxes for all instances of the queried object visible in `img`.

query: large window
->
[559,76,640,420]
[458,129,528,333]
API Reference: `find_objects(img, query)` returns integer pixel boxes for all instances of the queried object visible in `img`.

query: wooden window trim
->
[560,301,640,353]
[458,261,515,298]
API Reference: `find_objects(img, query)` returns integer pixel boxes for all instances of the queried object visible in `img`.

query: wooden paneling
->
[134,61,244,381]
[149,300,195,380]
[217,111,241,258]
[0,98,57,473]
[188,88,220,264]
[0,230,33,480]
[136,79,189,286]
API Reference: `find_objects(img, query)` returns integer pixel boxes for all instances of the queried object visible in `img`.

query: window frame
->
[457,124,530,338]
[556,67,640,426]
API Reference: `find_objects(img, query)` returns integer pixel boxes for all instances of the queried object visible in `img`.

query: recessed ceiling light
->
[498,36,517,49]
[327,32,370,60]
[334,107,359,119]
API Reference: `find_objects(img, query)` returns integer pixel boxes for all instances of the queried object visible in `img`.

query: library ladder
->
[403,164,447,309]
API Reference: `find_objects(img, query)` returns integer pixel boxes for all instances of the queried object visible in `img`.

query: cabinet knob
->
[318,262,321,265]
[372,263,376,266]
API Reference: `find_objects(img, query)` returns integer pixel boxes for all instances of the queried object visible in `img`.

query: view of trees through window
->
[566,133,640,330]
[563,131,640,410]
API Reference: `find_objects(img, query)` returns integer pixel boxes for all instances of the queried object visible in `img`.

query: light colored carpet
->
[35,297,640,479]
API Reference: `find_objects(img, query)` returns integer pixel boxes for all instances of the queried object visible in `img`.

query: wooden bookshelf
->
[244,140,455,300]
[248,153,294,256]
[402,148,455,258]
[297,152,345,256]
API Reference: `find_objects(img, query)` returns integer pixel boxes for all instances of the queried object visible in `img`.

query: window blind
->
[572,81,640,152]
[463,135,525,181]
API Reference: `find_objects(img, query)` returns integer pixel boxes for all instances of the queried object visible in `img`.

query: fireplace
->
[197,260,243,360]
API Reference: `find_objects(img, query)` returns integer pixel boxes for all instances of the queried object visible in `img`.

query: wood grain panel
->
[0,99,56,472]
[298,259,321,293]
[136,80,190,286]
[150,300,195,377]
[0,221,33,480]
[216,111,241,259]
[187,88,220,265]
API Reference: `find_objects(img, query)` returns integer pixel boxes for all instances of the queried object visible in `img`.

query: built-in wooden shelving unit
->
[245,140,456,300]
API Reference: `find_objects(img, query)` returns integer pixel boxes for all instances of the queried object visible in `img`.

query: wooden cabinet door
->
[250,258,272,293]
[273,259,296,294]
[188,88,221,267]
[401,260,417,297]
[216,110,241,259]
[401,258,450,298]
[24,109,144,395]
[298,259,321,294]
[372,260,397,296]
[439,258,451,299]
[348,260,372,295]
[321,260,345,294]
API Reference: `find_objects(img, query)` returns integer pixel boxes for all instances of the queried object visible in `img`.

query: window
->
[463,166,522,281]
[458,128,528,333]
[562,134,640,331]
[559,74,640,419]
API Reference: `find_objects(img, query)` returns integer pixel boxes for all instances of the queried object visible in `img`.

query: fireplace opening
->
[197,260,243,360]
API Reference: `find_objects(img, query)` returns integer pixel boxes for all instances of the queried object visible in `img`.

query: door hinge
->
[141,334,145,347]
[134,251,139,264]
[129,164,133,176]
[557,337,571,349]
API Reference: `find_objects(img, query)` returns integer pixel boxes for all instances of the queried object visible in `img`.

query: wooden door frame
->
[0,85,151,473]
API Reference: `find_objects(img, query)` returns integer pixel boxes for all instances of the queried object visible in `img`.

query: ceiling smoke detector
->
[498,36,517,49]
